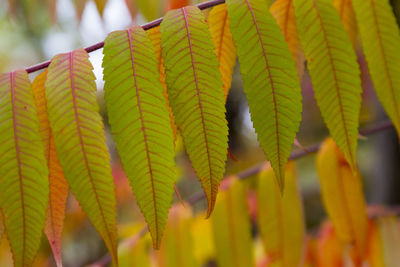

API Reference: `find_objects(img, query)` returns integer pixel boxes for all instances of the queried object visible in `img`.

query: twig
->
[24,0,226,74]
[89,119,394,267]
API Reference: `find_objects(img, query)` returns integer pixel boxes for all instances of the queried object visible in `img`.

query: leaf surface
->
[32,70,69,267]
[257,162,305,266]
[294,0,361,170]
[103,25,176,249]
[352,0,400,137]
[160,6,228,216]
[270,0,305,79]
[45,48,118,265]
[226,0,302,189]
[157,205,197,267]
[211,179,254,267]
[316,138,367,259]
[147,26,177,140]
[208,4,237,99]
[94,0,106,16]
[333,0,358,48]
[0,70,49,267]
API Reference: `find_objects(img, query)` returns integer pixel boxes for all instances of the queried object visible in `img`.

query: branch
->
[88,119,394,267]
[24,0,226,74]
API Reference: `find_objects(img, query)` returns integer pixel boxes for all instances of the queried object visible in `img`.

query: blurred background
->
[1,0,400,266]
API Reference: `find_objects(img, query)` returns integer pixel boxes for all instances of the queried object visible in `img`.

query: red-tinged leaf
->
[32,71,69,267]
[0,70,49,267]
[45,48,118,265]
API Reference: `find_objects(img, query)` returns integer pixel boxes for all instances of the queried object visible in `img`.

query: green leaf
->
[160,6,228,216]
[0,70,49,267]
[226,0,302,189]
[45,48,118,265]
[103,25,176,249]
[211,178,254,267]
[352,0,400,137]
[294,0,362,170]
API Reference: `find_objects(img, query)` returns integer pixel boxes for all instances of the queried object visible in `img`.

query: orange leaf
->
[316,138,368,260]
[270,0,305,79]
[32,71,69,267]
[333,0,358,49]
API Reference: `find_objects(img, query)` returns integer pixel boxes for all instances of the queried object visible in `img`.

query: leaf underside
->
[0,70,49,267]
[45,48,118,265]
[160,6,228,216]
[32,70,69,267]
[352,0,400,137]
[294,0,362,170]
[226,0,302,189]
[103,25,176,249]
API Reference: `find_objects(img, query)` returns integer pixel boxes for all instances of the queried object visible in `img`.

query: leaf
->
[208,4,237,100]
[147,26,178,141]
[157,205,197,267]
[103,25,176,249]
[211,178,254,267]
[257,162,305,266]
[376,216,400,267]
[73,0,86,21]
[270,0,305,79]
[333,0,358,49]
[32,70,69,267]
[367,220,385,267]
[160,6,228,216]
[316,221,345,266]
[316,138,367,259]
[45,48,118,265]
[294,0,362,170]
[0,70,49,267]
[94,0,107,17]
[352,0,400,137]
[137,0,162,21]
[226,0,302,189]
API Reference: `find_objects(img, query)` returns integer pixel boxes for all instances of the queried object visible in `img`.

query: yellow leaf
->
[147,26,177,141]
[270,0,305,79]
[352,0,400,137]
[377,216,400,267]
[157,204,197,267]
[316,138,367,259]
[366,219,385,267]
[211,178,254,267]
[333,0,358,49]
[208,4,237,99]
[257,162,305,266]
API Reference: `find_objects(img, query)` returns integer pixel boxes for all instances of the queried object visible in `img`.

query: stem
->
[24,0,226,74]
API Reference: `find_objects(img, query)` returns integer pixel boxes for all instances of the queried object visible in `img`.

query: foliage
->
[1,0,400,266]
